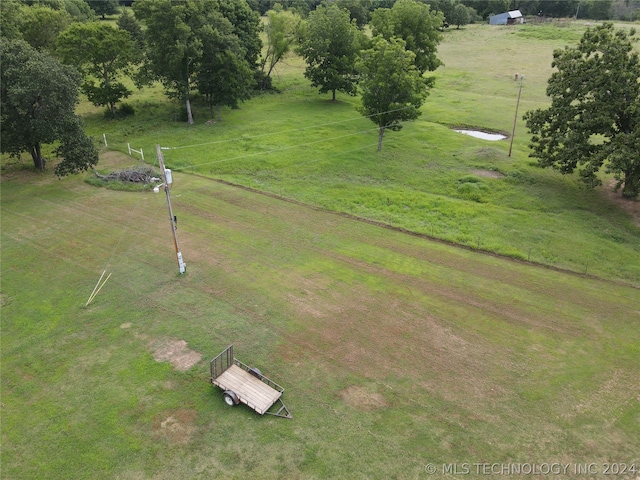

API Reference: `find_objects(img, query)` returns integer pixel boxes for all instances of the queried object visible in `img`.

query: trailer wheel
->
[223,390,239,406]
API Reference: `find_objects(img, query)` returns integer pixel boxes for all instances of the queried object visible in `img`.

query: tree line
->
[1,0,638,198]
[0,0,444,174]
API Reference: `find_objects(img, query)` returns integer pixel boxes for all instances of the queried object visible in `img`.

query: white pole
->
[140,149,144,162]
[128,143,131,156]
[103,134,108,147]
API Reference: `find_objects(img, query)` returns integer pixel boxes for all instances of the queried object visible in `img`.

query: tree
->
[87,0,119,19]
[0,1,24,41]
[459,0,510,19]
[212,0,262,69]
[335,0,372,28]
[133,0,203,124]
[63,0,96,22]
[370,0,444,74]
[524,23,640,199]
[18,5,72,51]
[196,12,255,119]
[259,7,302,90]
[451,3,471,28]
[56,22,137,115]
[580,0,613,20]
[134,0,260,124]
[297,4,363,101]
[356,36,431,151]
[1,40,98,175]
[116,9,145,51]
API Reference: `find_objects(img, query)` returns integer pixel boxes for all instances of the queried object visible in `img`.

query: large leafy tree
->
[196,12,254,119]
[62,0,96,22]
[56,22,138,115]
[0,0,23,41]
[116,9,145,51]
[459,0,510,19]
[259,7,301,90]
[297,4,363,101]
[1,40,98,175]
[133,0,259,124]
[451,3,471,29]
[335,0,372,28]
[524,23,640,199]
[212,0,262,69]
[370,0,443,75]
[87,0,119,19]
[356,36,431,151]
[18,5,72,51]
[133,0,204,124]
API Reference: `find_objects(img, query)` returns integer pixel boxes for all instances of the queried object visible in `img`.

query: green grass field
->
[2,21,640,480]
[77,22,639,285]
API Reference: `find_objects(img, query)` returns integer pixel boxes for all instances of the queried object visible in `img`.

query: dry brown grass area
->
[151,338,202,372]
[603,180,640,227]
[154,409,198,445]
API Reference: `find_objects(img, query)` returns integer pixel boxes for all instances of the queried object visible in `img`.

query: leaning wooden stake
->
[86,270,106,305]
[86,271,112,306]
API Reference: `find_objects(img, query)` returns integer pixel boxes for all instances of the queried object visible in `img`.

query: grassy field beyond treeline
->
[76,22,640,286]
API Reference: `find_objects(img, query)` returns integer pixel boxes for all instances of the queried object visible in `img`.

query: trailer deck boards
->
[212,364,282,415]
[210,345,292,419]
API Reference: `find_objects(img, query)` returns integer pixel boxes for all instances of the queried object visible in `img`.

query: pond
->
[454,129,507,141]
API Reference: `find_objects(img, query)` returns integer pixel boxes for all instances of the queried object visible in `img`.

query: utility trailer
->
[210,345,292,419]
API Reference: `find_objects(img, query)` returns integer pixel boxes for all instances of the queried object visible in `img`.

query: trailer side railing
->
[233,358,285,393]
[210,345,234,381]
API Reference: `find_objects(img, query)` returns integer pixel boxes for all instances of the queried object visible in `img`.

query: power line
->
[165,104,419,152]
[168,125,384,172]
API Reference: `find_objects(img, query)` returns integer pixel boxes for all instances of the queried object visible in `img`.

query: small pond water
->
[454,129,507,141]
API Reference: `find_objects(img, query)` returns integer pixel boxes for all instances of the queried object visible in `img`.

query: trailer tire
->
[223,390,239,406]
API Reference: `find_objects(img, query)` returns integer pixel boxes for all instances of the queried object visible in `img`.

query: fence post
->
[103,134,108,147]
[127,143,131,155]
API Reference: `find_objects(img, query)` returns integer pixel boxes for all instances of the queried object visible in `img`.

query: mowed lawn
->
[2,150,639,479]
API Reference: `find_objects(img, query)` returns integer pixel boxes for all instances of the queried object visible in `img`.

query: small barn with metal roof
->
[489,10,524,25]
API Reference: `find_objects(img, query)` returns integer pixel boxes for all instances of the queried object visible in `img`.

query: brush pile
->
[94,166,161,184]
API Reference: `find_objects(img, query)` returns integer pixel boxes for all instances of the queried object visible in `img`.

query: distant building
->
[489,10,524,25]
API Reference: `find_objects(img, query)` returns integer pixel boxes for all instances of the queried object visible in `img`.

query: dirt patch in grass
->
[339,385,388,411]
[151,339,202,372]
[0,293,12,307]
[154,409,197,445]
[603,180,640,227]
[469,169,504,179]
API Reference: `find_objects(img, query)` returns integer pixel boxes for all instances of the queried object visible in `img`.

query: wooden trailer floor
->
[213,364,282,415]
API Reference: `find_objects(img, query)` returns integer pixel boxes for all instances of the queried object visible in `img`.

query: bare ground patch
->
[151,339,202,372]
[603,180,640,227]
[469,169,504,179]
[339,385,388,411]
[153,409,197,445]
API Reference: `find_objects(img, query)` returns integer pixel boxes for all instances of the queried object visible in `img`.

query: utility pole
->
[508,74,524,158]
[156,144,186,274]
